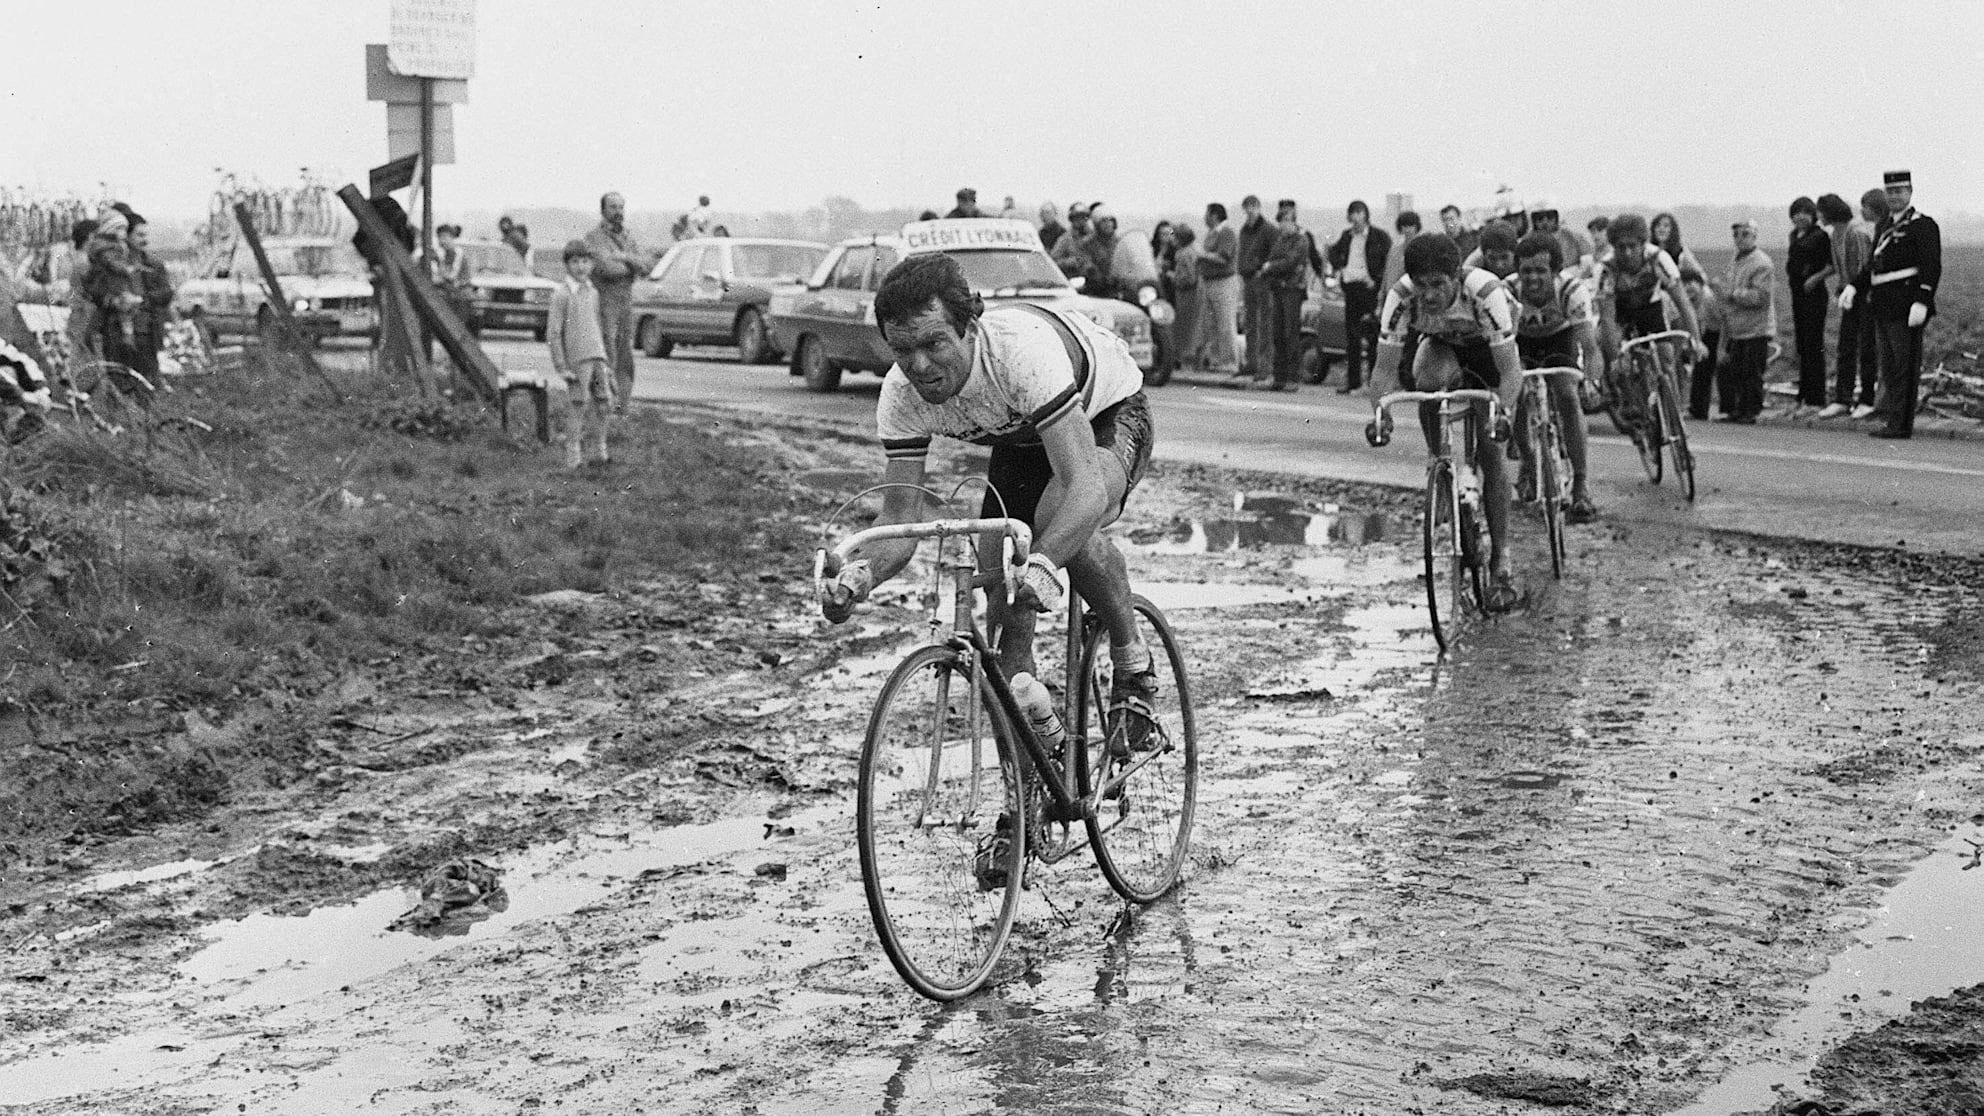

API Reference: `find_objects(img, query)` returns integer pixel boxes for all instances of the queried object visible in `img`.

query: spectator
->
[1077,204,1123,299]
[1379,209,1421,293]
[917,210,940,221]
[1650,213,1705,283]
[430,223,471,324]
[1682,273,1725,421]
[1587,216,1613,274]
[1440,204,1478,257]
[124,215,174,394]
[1197,201,1242,375]
[1325,200,1390,392]
[1530,202,1593,276]
[711,225,730,237]
[61,218,100,362]
[1050,202,1093,285]
[1784,196,1834,413]
[1236,195,1277,378]
[500,217,533,267]
[547,240,612,469]
[1842,170,1940,439]
[997,195,1021,220]
[582,192,649,414]
[1721,218,1777,424]
[945,188,983,219]
[1170,224,1203,369]
[1037,201,1067,252]
[1152,221,1177,296]
[1815,191,1877,419]
[1258,200,1312,391]
[688,195,713,237]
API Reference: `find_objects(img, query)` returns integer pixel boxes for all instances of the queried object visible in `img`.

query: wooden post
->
[233,202,338,395]
[372,255,429,395]
[337,184,501,404]
[419,80,436,367]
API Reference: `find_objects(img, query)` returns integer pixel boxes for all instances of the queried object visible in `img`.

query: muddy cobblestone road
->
[3,437,1982,1115]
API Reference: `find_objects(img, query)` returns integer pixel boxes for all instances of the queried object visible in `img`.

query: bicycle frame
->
[1619,329,1692,395]
[1366,388,1503,456]
[817,518,1143,851]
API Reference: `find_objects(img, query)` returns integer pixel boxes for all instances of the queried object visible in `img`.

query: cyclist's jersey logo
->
[877,305,1143,460]
[1599,245,1680,315]
[1515,272,1596,338]
[1379,267,1518,348]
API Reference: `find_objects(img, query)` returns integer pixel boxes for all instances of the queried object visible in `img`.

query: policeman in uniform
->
[1840,170,1941,439]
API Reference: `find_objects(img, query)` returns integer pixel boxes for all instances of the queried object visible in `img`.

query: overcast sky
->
[6,0,1982,223]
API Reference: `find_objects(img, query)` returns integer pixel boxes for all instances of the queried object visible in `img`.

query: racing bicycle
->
[1518,366,1584,580]
[817,492,1197,1000]
[1610,329,1696,501]
[1366,389,1507,653]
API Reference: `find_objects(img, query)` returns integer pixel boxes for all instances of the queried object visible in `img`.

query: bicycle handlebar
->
[813,517,1034,595]
[1521,366,1585,385]
[1619,329,1692,354]
[1365,389,1503,448]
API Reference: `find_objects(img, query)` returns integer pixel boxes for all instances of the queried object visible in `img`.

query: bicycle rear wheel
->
[1423,460,1463,652]
[857,645,1024,1001]
[1081,595,1198,904]
[1655,370,1696,501]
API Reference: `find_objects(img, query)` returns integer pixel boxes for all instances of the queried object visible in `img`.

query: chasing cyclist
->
[1511,231,1603,523]
[818,252,1161,738]
[1371,234,1525,612]
[1594,213,1705,419]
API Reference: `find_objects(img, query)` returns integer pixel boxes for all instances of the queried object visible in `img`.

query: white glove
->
[1014,553,1063,614]
[1908,302,1928,328]
[1691,337,1709,362]
[1837,286,1855,312]
[820,557,873,624]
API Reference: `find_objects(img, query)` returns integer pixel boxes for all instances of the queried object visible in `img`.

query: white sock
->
[1110,638,1151,677]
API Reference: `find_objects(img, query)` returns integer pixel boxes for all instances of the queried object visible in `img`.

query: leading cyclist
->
[819,252,1160,737]
[1371,234,1525,612]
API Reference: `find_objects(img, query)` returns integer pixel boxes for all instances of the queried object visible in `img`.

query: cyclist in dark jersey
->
[1511,232,1602,524]
[1594,214,1704,419]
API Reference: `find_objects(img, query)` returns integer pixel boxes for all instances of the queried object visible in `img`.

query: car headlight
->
[1146,300,1176,326]
[293,298,311,313]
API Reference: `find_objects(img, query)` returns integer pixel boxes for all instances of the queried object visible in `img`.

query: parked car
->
[768,218,1156,393]
[631,238,828,364]
[455,240,556,340]
[175,237,376,344]
[1299,272,1351,384]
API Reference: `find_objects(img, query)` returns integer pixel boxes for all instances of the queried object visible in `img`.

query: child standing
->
[546,240,613,468]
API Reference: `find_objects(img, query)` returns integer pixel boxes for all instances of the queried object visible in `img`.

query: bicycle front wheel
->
[1082,596,1198,904]
[1632,357,1664,484]
[1539,416,1565,579]
[857,645,1025,1001]
[1423,460,1463,652]
[1656,370,1696,501]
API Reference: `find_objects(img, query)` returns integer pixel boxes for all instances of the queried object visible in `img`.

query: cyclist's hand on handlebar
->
[1489,412,1513,444]
[1365,415,1393,448]
[1014,553,1063,614]
[1692,337,1709,361]
[819,556,873,624]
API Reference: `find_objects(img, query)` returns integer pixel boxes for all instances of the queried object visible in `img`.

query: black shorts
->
[980,391,1154,527]
[1518,329,1578,369]
[1406,338,1502,392]
[1617,300,1670,339]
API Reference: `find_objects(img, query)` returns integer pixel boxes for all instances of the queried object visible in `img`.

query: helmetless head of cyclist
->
[1514,232,1565,305]
[1606,213,1651,275]
[1403,233,1465,316]
[1478,220,1519,279]
[874,253,985,404]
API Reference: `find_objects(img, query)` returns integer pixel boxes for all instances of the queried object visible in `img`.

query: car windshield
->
[948,249,1070,292]
[462,244,530,276]
[731,244,825,282]
[260,244,368,278]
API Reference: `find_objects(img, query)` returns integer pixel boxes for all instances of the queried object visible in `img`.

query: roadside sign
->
[365,44,468,103]
[387,103,455,164]
[900,219,1044,254]
[388,0,476,80]
[370,154,421,197]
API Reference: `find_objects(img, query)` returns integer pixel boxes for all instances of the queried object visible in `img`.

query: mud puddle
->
[1674,817,1984,1116]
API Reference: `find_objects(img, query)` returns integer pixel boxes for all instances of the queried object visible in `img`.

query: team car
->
[454,239,556,339]
[631,237,828,364]
[175,237,376,343]
[768,218,1156,393]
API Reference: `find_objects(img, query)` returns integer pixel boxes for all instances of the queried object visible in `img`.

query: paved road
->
[480,339,1984,556]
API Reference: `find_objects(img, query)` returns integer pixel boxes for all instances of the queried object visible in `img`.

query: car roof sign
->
[900,218,1042,255]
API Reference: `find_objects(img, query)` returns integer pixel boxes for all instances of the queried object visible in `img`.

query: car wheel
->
[639,317,673,358]
[1300,339,1332,385]
[735,308,770,364]
[797,336,840,393]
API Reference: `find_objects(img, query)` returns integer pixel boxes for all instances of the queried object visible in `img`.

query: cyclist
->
[819,252,1160,738]
[1372,233,1525,612]
[1511,231,1602,523]
[1594,213,1704,417]
[1462,219,1521,279]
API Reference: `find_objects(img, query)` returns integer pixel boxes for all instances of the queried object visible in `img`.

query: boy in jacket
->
[547,240,614,468]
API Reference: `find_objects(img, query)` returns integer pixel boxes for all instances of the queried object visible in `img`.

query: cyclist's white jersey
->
[1378,266,1519,348]
[1515,272,1597,338]
[877,304,1143,461]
